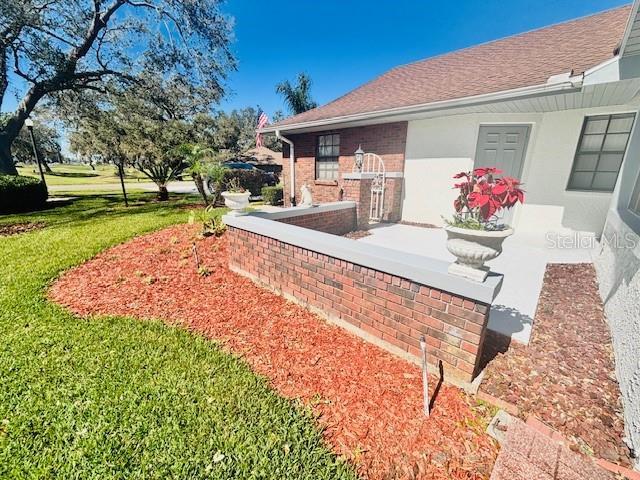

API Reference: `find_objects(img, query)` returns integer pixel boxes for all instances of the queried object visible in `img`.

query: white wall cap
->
[251,201,356,220]
[224,213,503,304]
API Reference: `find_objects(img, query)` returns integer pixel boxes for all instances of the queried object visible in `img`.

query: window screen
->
[316,134,340,180]
[567,113,635,192]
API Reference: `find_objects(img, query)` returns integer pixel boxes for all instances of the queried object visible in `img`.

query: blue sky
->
[221,0,628,119]
[1,0,629,119]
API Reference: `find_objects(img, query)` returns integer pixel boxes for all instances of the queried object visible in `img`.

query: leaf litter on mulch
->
[49,224,499,480]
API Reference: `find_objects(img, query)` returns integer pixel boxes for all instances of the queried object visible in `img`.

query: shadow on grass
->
[1,193,202,229]
[47,171,100,178]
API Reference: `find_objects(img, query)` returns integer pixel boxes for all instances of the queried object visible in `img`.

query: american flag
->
[255,111,269,148]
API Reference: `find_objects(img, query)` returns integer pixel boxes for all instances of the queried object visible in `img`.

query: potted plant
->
[444,167,525,282]
[221,177,250,216]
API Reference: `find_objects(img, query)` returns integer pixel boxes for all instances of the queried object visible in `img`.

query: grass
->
[0,194,355,479]
[17,163,147,186]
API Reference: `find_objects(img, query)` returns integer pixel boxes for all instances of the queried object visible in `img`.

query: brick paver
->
[490,419,614,480]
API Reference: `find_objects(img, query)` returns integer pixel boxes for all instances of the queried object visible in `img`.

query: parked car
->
[223,161,278,186]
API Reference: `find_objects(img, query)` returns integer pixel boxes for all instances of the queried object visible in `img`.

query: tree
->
[176,143,213,206]
[195,107,282,155]
[11,118,61,171]
[69,105,131,205]
[275,73,318,115]
[0,0,235,175]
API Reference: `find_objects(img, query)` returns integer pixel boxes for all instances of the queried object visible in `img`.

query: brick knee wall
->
[228,226,491,382]
[275,206,356,236]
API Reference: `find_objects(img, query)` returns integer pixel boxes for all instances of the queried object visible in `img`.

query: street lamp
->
[25,118,47,187]
[354,144,365,172]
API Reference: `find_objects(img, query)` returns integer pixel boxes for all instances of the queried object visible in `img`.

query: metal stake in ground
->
[192,242,200,270]
[420,335,430,417]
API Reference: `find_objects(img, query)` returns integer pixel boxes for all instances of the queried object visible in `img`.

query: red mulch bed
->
[49,225,498,480]
[480,264,630,466]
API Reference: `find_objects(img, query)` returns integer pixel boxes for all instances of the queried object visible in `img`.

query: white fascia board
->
[225,213,503,304]
[582,57,621,85]
[260,80,579,135]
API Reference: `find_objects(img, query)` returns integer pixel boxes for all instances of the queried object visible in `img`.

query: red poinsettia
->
[451,167,525,226]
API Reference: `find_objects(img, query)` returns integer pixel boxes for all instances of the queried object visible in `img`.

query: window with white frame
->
[316,134,340,180]
[567,113,635,192]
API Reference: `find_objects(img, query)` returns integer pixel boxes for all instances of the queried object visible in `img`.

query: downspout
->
[276,129,296,206]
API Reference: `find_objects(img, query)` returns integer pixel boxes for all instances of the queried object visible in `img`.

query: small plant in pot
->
[221,177,250,216]
[444,167,524,282]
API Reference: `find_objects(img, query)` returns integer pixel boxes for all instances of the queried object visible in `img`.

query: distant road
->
[48,181,197,194]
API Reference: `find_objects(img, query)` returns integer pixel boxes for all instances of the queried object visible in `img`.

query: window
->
[316,134,340,180]
[567,113,635,192]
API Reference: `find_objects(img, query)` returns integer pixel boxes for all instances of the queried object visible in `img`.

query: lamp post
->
[25,118,47,187]
[354,144,365,172]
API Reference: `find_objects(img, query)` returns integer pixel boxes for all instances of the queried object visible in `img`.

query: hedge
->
[261,185,283,205]
[0,175,48,213]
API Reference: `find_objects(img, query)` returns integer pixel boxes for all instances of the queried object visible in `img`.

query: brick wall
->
[228,225,492,383]
[275,206,356,236]
[342,177,404,228]
[282,123,408,219]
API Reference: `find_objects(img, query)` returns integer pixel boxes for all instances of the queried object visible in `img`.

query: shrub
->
[222,169,265,196]
[446,167,524,230]
[0,175,48,213]
[261,185,283,205]
[206,165,271,205]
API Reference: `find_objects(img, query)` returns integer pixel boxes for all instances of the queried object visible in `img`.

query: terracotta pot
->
[444,226,513,282]
[222,191,250,216]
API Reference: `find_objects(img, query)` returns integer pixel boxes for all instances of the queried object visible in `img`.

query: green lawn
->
[0,195,355,479]
[17,163,148,186]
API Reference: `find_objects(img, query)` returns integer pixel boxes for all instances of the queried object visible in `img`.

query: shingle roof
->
[275,5,631,127]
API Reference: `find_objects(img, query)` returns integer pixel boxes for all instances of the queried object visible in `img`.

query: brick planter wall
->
[226,214,495,383]
[274,205,356,235]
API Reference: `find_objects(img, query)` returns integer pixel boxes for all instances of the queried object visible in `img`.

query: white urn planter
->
[222,191,250,216]
[444,226,513,282]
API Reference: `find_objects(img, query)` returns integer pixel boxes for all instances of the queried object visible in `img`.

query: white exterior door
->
[474,125,530,224]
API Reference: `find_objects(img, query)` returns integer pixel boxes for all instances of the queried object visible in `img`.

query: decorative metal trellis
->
[355,152,386,223]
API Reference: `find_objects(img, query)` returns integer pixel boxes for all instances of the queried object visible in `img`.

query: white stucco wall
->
[402,105,638,236]
[593,114,640,468]
[594,212,640,468]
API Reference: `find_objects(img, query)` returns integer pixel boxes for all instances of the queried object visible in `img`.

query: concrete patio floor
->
[357,223,595,344]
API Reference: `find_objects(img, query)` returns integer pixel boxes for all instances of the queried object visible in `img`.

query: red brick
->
[463,299,475,310]
[461,341,479,355]
[448,304,487,325]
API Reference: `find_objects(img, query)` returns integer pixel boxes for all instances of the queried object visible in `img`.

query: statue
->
[300,183,313,207]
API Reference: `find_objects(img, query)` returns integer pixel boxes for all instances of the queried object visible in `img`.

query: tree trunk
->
[192,173,208,205]
[0,137,17,175]
[118,162,129,207]
[0,83,46,176]
[158,185,169,201]
[42,158,52,173]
